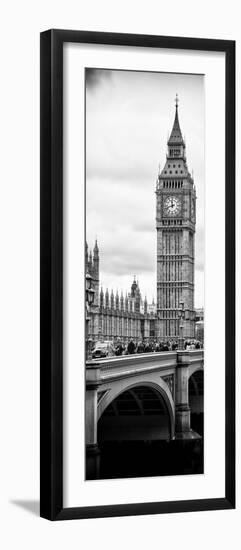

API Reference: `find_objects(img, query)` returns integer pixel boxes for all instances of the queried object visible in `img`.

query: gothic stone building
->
[86,241,156,346]
[87,97,197,346]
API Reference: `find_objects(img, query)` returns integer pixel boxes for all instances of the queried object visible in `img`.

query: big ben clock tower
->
[156,96,196,341]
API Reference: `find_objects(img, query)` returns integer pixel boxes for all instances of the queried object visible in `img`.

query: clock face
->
[163,195,181,216]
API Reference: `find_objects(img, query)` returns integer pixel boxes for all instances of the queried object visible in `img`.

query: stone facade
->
[86,242,156,346]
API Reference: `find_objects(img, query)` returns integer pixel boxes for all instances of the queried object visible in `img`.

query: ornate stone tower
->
[131,275,141,313]
[156,96,196,341]
[92,239,99,306]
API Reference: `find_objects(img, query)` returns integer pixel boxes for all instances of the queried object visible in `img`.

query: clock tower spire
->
[156,98,196,343]
[167,94,185,158]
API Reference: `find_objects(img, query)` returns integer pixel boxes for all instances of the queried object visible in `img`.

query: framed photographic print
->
[40,29,235,520]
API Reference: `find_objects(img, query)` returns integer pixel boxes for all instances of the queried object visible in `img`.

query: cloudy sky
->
[86,69,204,308]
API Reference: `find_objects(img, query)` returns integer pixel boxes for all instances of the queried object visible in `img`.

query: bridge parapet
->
[86,350,204,385]
[86,352,177,385]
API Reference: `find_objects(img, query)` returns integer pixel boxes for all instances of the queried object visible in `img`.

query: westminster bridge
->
[86,349,204,479]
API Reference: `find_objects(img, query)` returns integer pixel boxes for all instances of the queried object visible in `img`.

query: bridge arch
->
[97,379,175,439]
[188,369,204,436]
[188,362,204,380]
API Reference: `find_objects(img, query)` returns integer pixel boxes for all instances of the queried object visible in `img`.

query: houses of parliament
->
[86,239,157,345]
[86,97,203,346]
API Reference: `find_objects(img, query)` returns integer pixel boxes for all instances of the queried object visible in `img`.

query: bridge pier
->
[86,363,101,479]
[175,351,201,440]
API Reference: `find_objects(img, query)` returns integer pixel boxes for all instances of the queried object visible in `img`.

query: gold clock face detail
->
[163,195,181,216]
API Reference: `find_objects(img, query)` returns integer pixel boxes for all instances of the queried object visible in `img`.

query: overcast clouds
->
[86,69,204,308]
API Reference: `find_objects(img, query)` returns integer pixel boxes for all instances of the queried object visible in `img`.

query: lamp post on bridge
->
[178,301,185,350]
[86,270,95,359]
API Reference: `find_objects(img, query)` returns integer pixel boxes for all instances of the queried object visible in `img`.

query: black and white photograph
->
[0,0,236,542]
[85,68,204,480]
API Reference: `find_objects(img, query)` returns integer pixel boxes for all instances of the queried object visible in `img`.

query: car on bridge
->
[92,341,115,359]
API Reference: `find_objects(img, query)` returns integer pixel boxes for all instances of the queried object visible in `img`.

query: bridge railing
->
[86,350,204,382]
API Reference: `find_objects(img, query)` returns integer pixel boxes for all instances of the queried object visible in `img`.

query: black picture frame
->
[40,29,235,521]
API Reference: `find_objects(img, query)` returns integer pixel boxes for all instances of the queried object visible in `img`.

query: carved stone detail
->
[162,374,174,397]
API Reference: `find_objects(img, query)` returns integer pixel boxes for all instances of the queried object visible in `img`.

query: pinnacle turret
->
[156,96,192,184]
[120,292,124,311]
[105,288,109,308]
[115,290,119,310]
[89,250,92,266]
[131,275,138,298]
[168,94,185,147]
[93,239,99,258]
[100,286,104,307]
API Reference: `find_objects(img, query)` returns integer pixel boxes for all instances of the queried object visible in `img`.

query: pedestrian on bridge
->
[127,339,136,354]
[137,341,145,353]
[144,341,152,353]
[115,338,124,356]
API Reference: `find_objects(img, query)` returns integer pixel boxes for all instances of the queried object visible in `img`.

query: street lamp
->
[86,270,95,359]
[86,271,95,306]
[178,301,185,350]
